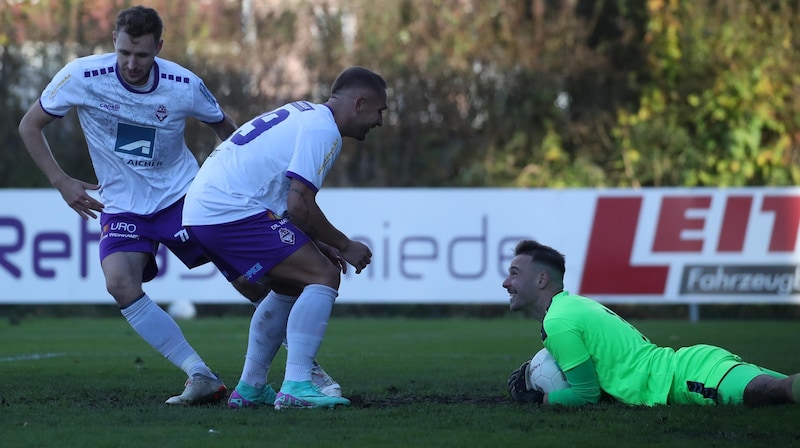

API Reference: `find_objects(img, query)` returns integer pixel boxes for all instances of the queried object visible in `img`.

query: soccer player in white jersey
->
[18,5,239,406]
[183,66,387,409]
[19,4,342,406]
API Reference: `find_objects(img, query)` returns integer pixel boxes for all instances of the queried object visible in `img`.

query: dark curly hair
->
[115,5,164,42]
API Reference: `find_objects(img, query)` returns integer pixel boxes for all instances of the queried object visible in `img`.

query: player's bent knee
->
[232,277,270,303]
[104,277,144,306]
[319,262,342,288]
[270,247,343,289]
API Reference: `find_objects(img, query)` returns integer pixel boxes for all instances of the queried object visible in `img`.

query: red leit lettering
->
[652,196,710,252]
[580,197,669,294]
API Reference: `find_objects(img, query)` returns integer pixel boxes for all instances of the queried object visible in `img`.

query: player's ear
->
[354,96,366,112]
[538,270,549,288]
[155,38,164,55]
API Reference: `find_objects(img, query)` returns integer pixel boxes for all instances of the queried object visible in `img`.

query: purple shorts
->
[185,210,311,283]
[99,197,208,282]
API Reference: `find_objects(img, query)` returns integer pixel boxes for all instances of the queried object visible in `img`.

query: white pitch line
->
[0,353,66,363]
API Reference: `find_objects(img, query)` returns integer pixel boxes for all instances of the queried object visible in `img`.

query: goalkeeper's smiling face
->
[503,254,552,320]
[112,29,163,86]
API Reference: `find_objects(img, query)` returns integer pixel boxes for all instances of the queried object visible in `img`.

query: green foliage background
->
[1,0,798,188]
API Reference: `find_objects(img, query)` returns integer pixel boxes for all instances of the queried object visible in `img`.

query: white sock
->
[283,284,337,383]
[120,294,212,378]
[239,290,295,389]
[254,296,291,351]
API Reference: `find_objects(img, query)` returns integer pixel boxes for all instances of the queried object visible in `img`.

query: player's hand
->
[340,240,372,274]
[508,361,544,404]
[54,177,104,220]
[316,240,347,274]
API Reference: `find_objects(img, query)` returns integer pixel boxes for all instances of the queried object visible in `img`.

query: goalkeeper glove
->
[508,361,544,404]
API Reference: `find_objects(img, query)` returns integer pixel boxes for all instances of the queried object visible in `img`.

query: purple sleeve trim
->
[200,113,227,125]
[38,98,64,118]
[286,171,319,193]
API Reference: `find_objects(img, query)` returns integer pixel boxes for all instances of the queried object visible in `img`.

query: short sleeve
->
[192,79,225,124]
[39,61,85,117]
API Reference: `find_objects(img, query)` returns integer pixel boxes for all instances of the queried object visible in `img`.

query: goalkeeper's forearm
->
[546,359,603,406]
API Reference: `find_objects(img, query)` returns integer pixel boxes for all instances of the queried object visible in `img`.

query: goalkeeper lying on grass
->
[503,239,800,407]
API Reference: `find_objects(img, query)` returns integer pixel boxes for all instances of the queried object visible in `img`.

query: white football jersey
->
[183,101,342,225]
[39,53,225,215]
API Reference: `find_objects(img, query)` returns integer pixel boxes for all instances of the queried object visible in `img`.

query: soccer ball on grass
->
[526,348,570,393]
[167,299,197,320]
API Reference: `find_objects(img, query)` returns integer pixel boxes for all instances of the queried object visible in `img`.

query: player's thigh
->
[99,211,161,282]
[268,242,341,289]
[100,251,150,302]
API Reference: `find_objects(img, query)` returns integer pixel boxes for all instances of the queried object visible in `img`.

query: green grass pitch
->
[1,316,798,447]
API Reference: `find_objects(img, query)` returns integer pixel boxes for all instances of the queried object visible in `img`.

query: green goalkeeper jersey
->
[542,291,675,406]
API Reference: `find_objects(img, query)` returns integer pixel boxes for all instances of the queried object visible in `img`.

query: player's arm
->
[285,177,347,246]
[285,177,371,273]
[18,101,103,219]
[19,101,69,186]
[207,110,237,141]
[545,359,602,406]
[315,240,347,274]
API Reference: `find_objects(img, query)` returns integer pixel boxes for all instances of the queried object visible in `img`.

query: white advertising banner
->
[1,188,799,305]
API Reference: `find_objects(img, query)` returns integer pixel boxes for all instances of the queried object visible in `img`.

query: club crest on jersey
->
[115,123,156,159]
[155,104,168,121]
[278,227,295,245]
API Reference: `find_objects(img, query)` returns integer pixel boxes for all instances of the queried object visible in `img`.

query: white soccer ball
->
[168,299,197,320]
[526,348,570,393]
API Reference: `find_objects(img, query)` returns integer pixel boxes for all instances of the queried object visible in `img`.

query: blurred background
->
[2,0,799,319]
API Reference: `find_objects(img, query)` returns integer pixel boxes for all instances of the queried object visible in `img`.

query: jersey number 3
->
[231,109,290,145]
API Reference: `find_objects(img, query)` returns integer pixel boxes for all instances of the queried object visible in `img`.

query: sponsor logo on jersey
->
[115,123,156,159]
[317,139,339,176]
[100,103,120,112]
[48,73,72,100]
[126,160,164,167]
[155,104,168,121]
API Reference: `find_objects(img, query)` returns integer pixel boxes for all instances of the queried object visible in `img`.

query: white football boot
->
[311,359,342,397]
[165,373,227,405]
